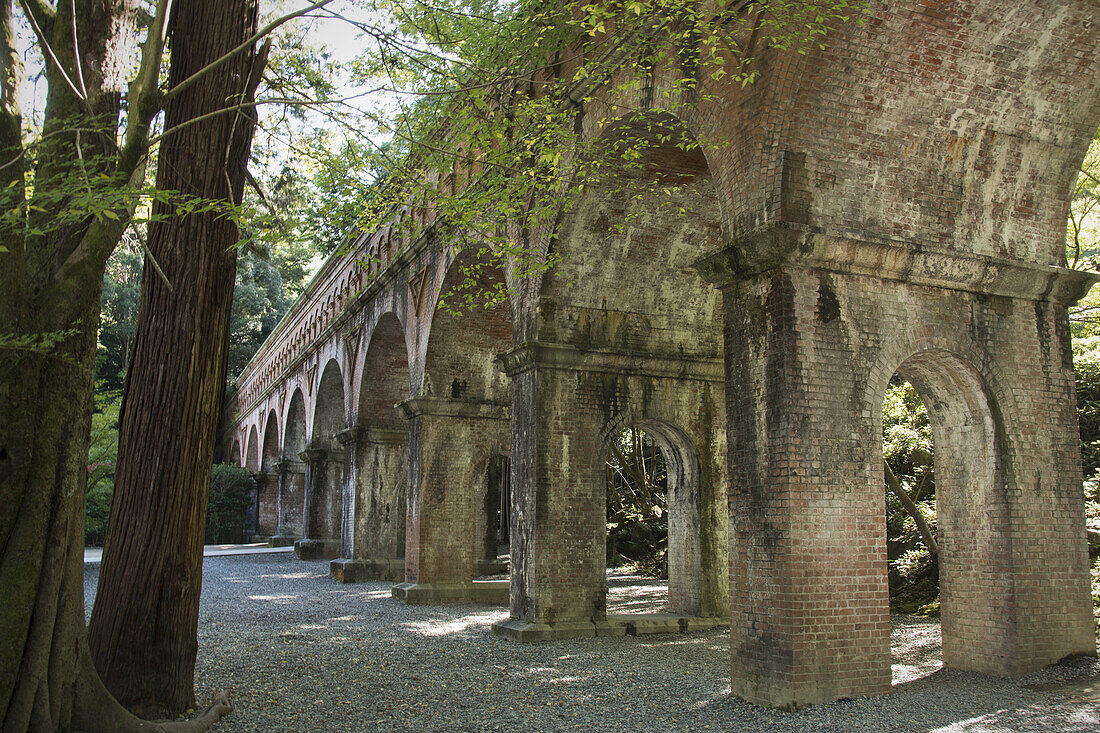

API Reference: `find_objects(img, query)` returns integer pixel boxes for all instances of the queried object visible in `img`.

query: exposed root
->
[73,650,232,732]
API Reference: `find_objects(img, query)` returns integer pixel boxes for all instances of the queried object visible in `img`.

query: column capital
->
[299,447,328,465]
[396,396,508,421]
[334,426,364,446]
[276,459,306,474]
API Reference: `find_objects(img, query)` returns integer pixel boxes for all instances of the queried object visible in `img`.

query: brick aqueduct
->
[225,0,1100,708]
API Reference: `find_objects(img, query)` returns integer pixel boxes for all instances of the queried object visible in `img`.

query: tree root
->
[73,650,231,732]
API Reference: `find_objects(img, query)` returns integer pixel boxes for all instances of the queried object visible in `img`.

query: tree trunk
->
[0,307,232,731]
[87,0,263,718]
[884,460,939,556]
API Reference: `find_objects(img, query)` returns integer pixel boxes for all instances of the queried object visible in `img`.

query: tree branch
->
[161,0,334,106]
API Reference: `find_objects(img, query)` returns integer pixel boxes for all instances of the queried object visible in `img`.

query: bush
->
[206,464,255,544]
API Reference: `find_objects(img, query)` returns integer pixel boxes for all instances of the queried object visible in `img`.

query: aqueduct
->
[224,0,1100,709]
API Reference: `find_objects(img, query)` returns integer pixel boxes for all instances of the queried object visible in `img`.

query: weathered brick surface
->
[402,401,510,584]
[275,460,305,538]
[717,261,1095,707]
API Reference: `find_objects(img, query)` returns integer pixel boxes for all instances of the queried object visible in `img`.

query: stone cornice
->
[495,342,724,382]
[693,223,1100,305]
[396,396,509,421]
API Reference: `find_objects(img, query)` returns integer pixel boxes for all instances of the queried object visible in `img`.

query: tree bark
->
[86,0,263,718]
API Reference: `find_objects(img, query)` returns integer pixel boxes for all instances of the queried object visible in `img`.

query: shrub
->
[206,464,255,544]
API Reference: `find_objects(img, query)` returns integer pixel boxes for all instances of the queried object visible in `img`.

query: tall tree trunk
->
[87,0,264,718]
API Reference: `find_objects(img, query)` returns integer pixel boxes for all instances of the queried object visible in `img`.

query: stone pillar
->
[493,362,608,639]
[390,396,510,604]
[295,446,343,560]
[334,426,365,559]
[690,235,1099,707]
[716,268,892,707]
[272,459,305,545]
[331,425,409,583]
[254,471,278,538]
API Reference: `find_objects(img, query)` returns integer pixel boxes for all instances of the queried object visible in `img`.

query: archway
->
[879,350,1007,678]
[499,111,729,637]
[349,313,410,577]
[245,425,259,472]
[278,388,308,540]
[301,359,346,557]
[604,420,707,618]
[398,249,513,600]
[257,410,280,537]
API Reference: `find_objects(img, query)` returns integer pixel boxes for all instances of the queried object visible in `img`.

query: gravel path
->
[84,553,1100,732]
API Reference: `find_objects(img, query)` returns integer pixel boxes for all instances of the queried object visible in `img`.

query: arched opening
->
[243,425,261,541]
[405,249,512,589]
[880,350,1006,681]
[284,388,307,459]
[353,313,410,565]
[604,421,709,618]
[229,439,241,468]
[245,425,260,472]
[504,110,728,632]
[257,410,280,537]
[279,388,308,538]
[307,359,346,545]
[261,410,280,472]
[424,248,512,406]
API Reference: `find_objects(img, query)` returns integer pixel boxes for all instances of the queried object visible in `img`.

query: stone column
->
[334,426,365,559]
[690,235,1099,707]
[254,471,278,538]
[492,358,607,639]
[391,396,510,604]
[272,459,305,545]
[331,425,410,583]
[295,446,343,560]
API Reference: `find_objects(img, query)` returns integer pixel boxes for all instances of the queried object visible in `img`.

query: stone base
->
[391,581,510,605]
[294,538,340,560]
[330,558,405,583]
[492,614,727,642]
[268,535,298,548]
[475,559,509,576]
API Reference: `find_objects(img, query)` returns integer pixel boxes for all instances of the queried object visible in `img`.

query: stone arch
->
[244,425,260,472]
[283,388,307,460]
[536,110,724,357]
[349,312,411,566]
[276,388,309,539]
[399,251,514,591]
[423,248,513,403]
[261,410,280,473]
[870,345,1013,677]
[359,313,411,429]
[302,359,347,548]
[311,359,347,449]
[229,438,241,467]
[257,409,281,537]
[599,416,708,617]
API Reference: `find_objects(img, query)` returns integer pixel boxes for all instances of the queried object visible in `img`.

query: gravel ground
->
[84,553,1100,732]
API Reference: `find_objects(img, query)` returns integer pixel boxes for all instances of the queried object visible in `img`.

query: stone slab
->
[391,581,509,605]
[330,558,405,583]
[294,538,340,560]
[492,614,728,642]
